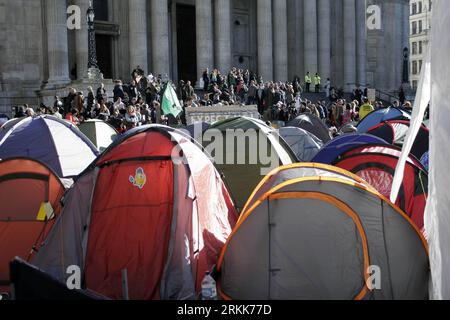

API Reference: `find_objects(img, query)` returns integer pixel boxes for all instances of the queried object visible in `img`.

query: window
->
[412,3,417,14]
[419,41,423,54]
[412,42,418,55]
[412,21,417,35]
[412,61,418,75]
[419,60,423,73]
[412,81,418,90]
[419,20,423,33]
[418,1,423,13]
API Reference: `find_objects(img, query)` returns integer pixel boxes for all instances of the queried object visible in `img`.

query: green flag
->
[161,82,183,118]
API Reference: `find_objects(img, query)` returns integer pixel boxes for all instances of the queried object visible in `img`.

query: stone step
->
[301,92,328,102]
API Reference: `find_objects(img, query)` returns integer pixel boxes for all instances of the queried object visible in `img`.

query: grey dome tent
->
[201,117,297,212]
[278,127,323,162]
[286,113,332,143]
[217,163,429,300]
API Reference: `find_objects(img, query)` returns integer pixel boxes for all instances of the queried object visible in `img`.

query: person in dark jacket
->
[96,83,107,101]
[128,80,139,100]
[178,80,186,101]
[247,80,258,105]
[86,87,95,119]
[113,80,125,102]
[202,69,210,92]
[14,105,27,118]
[183,81,195,100]
[64,88,77,115]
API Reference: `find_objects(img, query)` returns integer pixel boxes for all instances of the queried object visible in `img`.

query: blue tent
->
[421,152,429,172]
[312,133,389,164]
[0,114,10,127]
[183,122,210,141]
[0,116,98,178]
[357,107,411,133]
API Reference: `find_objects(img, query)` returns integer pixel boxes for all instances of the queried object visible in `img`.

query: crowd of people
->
[188,67,413,129]
[11,66,414,134]
[13,67,167,133]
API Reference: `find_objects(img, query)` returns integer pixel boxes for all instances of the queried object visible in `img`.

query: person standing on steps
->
[325,78,331,98]
[305,72,312,93]
[314,73,321,93]
[359,97,375,120]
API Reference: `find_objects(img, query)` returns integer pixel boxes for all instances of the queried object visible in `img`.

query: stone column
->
[304,0,318,75]
[318,0,331,81]
[287,0,304,80]
[214,0,232,74]
[356,0,367,87]
[46,0,71,86]
[151,0,170,77]
[73,0,89,80]
[257,0,273,81]
[196,0,214,84]
[397,1,408,89]
[129,0,149,74]
[343,0,357,91]
[273,0,288,82]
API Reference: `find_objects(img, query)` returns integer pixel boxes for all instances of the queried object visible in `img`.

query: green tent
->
[161,81,183,118]
[78,120,118,152]
[201,117,297,212]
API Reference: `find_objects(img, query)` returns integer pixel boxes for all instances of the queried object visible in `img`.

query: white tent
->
[391,0,450,300]
[0,116,98,178]
[425,0,450,300]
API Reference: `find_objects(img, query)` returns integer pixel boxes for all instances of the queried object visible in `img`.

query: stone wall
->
[0,0,45,115]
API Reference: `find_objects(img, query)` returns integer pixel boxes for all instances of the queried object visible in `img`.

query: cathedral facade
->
[0,0,409,113]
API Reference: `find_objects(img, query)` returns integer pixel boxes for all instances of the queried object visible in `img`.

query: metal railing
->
[345,82,401,104]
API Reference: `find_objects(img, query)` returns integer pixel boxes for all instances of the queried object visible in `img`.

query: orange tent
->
[0,158,66,292]
[32,125,237,300]
[217,163,429,300]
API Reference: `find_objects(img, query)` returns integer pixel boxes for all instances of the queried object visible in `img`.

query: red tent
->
[333,145,428,231]
[367,120,429,161]
[32,125,237,300]
[0,158,66,291]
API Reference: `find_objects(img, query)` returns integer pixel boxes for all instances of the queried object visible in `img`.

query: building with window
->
[409,0,432,90]
[0,0,410,114]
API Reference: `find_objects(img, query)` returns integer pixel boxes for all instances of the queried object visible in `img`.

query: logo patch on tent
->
[36,202,55,221]
[129,167,147,189]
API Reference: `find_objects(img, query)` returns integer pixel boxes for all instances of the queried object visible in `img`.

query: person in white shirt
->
[114,97,125,111]
[325,78,331,98]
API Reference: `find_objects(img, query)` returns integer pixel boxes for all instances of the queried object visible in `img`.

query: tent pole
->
[121,269,129,300]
